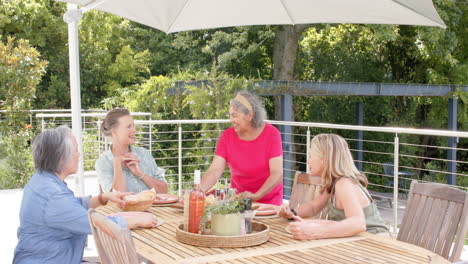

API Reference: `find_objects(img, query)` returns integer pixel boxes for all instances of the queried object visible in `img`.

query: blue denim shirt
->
[13,171,127,264]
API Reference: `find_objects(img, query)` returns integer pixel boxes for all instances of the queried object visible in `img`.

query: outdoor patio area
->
[1,0,467,262]
[1,112,467,263]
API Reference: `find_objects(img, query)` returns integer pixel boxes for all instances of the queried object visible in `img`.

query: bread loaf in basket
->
[123,188,157,211]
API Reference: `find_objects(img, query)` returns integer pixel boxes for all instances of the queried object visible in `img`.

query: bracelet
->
[98,194,107,205]
[138,173,146,180]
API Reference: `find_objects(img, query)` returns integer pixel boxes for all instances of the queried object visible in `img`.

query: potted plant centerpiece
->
[200,198,245,236]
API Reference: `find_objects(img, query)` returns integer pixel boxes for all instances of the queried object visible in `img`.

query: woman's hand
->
[134,212,159,229]
[278,204,295,219]
[122,153,144,178]
[114,212,159,229]
[102,191,133,207]
[234,191,259,201]
[289,216,323,240]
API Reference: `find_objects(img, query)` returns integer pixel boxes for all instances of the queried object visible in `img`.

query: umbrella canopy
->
[58,0,446,32]
[54,0,446,196]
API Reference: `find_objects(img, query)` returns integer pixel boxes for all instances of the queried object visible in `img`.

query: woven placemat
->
[176,222,270,248]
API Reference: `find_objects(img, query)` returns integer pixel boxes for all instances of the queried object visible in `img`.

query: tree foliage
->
[0,37,47,188]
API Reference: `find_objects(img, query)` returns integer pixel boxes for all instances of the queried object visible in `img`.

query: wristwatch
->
[288,208,298,220]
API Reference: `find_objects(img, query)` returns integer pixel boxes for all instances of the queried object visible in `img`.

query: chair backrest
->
[289,171,326,219]
[397,180,468,262]
[88,208,140,264]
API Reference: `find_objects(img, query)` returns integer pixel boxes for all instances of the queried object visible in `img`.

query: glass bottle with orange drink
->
[188,170,205,234]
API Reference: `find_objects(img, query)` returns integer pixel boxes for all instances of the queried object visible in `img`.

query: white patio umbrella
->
[55,0,446,196]
[60,0,446,33]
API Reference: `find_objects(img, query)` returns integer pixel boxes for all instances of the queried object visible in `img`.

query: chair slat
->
[421,198,442,249]
[452,194,468,262]
[297,174,321,185]
[439,202,463,258]
[407,195,427,244]
[412,196,434,246]
[397,190,420,241]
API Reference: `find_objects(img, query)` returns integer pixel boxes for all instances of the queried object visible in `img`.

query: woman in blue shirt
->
[14,126,158,264]
[96,108,168,193]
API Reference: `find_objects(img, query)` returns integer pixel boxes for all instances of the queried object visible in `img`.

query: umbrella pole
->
[64,4,85,196]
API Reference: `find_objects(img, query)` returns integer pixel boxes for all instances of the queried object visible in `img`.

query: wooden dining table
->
[97,204,450,264]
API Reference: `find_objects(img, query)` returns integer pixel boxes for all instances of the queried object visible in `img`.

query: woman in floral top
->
[96,108,168,193]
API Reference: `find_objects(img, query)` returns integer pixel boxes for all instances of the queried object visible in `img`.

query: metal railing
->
[31,114,468,235]
[134,119,468,235]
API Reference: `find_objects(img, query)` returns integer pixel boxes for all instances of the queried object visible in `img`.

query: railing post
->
[355,101,364,171]
[447,97,457,185]
[280,94,293,199]
[149,116,153,153]
[306,127,311,173]
[41,117,45,131]
[97,120,102,158]
[393,133,400,236]
[178,124,183,196]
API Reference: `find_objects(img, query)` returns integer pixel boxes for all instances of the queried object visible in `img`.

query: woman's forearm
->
[295,192,329,218]
[140,175,168,193]
[254,172,282,201]
[296,200,323,218]
[304,217,367,239]
[88,195,101,209]
[200,169,221,192]
[254,156,283,201]
[88,193,108,209]
[112,158,127,192]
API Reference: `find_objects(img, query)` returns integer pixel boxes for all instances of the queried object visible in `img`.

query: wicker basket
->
[175,222,270,248]
[123,199,153,212]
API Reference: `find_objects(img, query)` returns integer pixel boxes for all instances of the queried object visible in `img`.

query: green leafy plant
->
[206,199,245,215]
[0,37,47,189]
[198,198,245,234]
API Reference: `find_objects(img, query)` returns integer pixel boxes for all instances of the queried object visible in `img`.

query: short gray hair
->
[33,125,74,174]
[230,91,267,128]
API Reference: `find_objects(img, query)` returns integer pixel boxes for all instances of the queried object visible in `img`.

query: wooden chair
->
[88,208,145,264]
[289,171,327,219]
[397,180,468,262]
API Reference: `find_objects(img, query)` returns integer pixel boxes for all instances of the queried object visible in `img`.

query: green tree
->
[100,45,151,108]
[0,37,48,188]
[0,0,69,108]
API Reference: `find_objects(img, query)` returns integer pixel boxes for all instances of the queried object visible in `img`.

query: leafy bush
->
[0,128,35,188]
[0,37,47,189]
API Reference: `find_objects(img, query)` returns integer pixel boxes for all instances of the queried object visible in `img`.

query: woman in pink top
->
[200,92,284,205]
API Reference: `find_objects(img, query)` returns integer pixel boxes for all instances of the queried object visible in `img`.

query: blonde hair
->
[311,134,367,194]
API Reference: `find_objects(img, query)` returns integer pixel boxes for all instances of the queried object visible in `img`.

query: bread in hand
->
[124,188,157,204]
